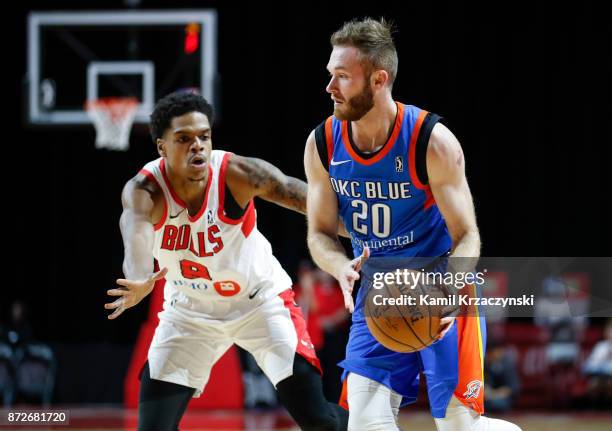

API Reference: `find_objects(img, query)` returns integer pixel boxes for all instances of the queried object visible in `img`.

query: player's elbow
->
[306,230,328,254]
[451,227,481,251]
[119,210,131,236]
[306,230,321,250]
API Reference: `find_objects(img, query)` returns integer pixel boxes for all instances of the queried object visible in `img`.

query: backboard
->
[27,10,218,125]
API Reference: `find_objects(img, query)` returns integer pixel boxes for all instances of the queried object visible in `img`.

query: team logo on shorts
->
[300,339,315,350]
[463,380,482,399]
[395,156,404,172]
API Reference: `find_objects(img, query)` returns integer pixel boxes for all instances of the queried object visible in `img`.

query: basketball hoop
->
[85,97,139,151]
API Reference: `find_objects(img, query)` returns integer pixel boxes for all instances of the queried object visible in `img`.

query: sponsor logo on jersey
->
[213,280,241,297]
[172,279,209,291]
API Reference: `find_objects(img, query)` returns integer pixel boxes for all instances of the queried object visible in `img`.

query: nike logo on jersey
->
[330,158,351,166]
[248,287,262,299]
[169,208,186,219]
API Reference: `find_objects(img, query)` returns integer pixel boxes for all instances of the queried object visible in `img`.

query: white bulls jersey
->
[139,150,293,322]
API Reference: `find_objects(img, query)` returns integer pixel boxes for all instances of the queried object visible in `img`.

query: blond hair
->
[330,17,398,87]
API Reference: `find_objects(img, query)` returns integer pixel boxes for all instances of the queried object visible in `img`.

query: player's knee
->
[484,417,522,431]
[348,409,397,431]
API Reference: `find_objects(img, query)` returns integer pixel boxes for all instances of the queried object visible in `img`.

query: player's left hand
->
[337,247,370,313]
[437,316,455,340]
[105,267,168,320]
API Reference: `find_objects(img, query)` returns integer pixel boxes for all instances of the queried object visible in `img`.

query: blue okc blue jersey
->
[316,104,486,418]
[324,102,451,258]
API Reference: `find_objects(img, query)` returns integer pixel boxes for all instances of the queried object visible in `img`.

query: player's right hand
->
[337,247,370,313]
[105,267,168,320]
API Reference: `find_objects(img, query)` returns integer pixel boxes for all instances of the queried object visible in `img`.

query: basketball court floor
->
[2,407,611,430]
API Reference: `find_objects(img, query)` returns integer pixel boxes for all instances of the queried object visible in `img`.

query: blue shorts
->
[338,258,487,418]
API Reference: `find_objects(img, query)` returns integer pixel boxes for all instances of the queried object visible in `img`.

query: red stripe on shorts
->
[279,289,322,374]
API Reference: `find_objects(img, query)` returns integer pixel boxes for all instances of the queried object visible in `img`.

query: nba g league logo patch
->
[395,156,404,173]
[463,380,482,399]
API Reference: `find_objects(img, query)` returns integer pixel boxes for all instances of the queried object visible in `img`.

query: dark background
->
[4,0,608,401]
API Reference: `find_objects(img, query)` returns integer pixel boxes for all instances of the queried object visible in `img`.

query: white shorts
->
[147,289,320,397]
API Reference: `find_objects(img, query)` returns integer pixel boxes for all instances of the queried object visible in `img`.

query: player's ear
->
[157,138,166,157]
[372,69,389,89]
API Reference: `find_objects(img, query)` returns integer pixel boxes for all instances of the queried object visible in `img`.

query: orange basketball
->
[365,273,453,353]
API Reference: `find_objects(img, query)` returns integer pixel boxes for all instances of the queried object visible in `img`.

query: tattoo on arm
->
[240,157,308,214]
[269,176,307,214]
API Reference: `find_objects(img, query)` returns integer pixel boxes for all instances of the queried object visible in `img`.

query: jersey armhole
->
[415,113,443,186]
[314,121,328,171]
[218,152,255,226]
[137,169,167,231]
[314,116,334,171]
[224,180,247,219]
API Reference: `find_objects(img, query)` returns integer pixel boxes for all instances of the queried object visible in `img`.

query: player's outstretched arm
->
[227,154,309,214]
[226,152,349,237]
[105,176,167,320]
[304,131,368,312]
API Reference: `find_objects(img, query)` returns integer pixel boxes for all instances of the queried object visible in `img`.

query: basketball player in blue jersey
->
[305,18,521,431]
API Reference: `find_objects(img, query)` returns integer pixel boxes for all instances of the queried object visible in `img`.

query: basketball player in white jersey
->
[105,91,348,431]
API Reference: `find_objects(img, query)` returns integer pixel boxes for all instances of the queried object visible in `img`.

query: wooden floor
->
[1,407,611,430]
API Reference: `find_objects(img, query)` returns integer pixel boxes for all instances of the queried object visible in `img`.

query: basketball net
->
[85,97,138,151]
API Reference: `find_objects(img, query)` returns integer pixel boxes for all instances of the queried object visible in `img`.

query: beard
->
[334,79,375,121]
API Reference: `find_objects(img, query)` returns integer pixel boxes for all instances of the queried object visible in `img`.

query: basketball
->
[365,270,454,353]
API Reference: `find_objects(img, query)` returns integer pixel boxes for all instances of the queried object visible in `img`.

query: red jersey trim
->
[159,158,213,223]
[324,116,334,166]
[408,109,429,190]
[407,109,438,211]
[341,102,405,166]
[217,152,257,237]
[339,379,349,410]
[138,168,167,231]
[279,289,322,375]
